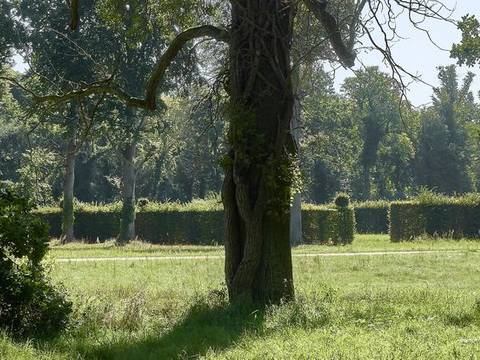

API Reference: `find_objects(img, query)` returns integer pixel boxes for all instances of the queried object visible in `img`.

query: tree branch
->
[302,0,357,67]
[2,25,230,110]
[144,25,230,109]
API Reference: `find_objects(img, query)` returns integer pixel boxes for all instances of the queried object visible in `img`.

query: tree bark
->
[61,131,76,244]
[223,0,295,304]
[117,141,137,244]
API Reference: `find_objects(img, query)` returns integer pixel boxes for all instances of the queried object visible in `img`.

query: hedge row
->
[390,194,480,241]
[302,205,355,245]
[37,202,354,245]
[353,201,389,234]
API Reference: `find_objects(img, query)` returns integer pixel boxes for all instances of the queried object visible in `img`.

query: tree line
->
[2,64,478,204]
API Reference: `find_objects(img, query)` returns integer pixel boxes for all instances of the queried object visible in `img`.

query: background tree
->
[17,0,108,242]
[342,67,405,200]
[0,0,16,71]
[301,67,359,203]
[452,15,480,67]
[416,66,476,194]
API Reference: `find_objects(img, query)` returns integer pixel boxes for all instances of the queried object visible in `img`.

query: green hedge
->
[37,203,121,242]
[390,194,480,241]
[36,201,354,245]
[353,201,389,234]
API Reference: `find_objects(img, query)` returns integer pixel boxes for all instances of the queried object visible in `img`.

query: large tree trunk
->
[117,142,137,244]
[223,0,295,304]
[61,131,76,244]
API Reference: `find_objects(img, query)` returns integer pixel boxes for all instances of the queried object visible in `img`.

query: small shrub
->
[336,206,355,245]
[137,198,149,208]
[0,182,71,337]
[334,193,350,208]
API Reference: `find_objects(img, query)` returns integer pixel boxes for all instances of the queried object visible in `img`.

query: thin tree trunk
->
[61,131,76,244]
[223,0,295,304]
[290,66,302,247]
[117,141,137,244]
[363,165,371,200]
[150,154,165,200]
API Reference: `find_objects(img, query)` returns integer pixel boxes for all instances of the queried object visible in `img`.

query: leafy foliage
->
[0,182,71,337]
[452,15,480,67]
[0,0,16,67]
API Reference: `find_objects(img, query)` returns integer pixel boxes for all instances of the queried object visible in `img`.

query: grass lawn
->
[2,234,480,359]
[48,234,480,259]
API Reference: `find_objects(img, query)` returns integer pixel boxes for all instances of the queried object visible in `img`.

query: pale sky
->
[13,1,480,106]
[333,0,480,106]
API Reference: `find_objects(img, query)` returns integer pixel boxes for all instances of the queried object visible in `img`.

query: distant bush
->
[337,208,355,245]
[0,182,71,337]
[37,200,353,245]
[353,200,389,234]
[334,193,350,208]
[331,194,355,244]
[137,198,150,208]
[390,193,480,241]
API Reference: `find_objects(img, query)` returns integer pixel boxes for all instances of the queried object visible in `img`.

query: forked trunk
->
[61,132,76,244]
[118,142,137,244]
[223,0,295,304]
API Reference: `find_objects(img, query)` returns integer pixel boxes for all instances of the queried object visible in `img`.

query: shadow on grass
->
[83,295,264,360]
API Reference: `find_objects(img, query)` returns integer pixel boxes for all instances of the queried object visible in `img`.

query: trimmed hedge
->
[353,201,389,234]
[36,201,354,245]
[37,203,121,242]
[390,194,480,241]
[302,205,354,245]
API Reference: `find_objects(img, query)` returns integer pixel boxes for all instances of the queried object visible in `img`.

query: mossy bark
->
[223,0,295,304]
